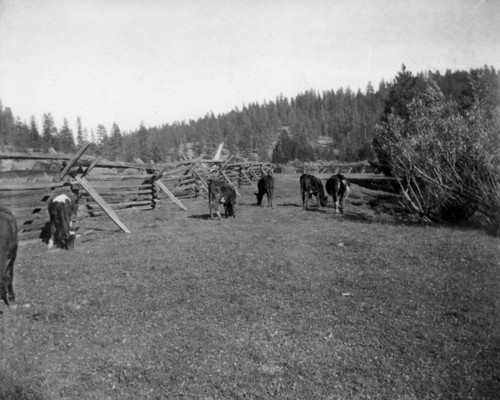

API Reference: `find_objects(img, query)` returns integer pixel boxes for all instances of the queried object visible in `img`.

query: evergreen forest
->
[0,66,498,165]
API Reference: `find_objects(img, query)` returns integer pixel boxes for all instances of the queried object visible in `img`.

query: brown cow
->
[208,179,237,220]
[0,207,18,307]
[300,173,328,209]
[255,173,275,207]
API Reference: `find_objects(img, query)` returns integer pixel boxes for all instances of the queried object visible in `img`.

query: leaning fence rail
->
[0,148,275,241]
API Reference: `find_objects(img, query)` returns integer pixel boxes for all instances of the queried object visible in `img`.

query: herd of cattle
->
[0,173,349,311]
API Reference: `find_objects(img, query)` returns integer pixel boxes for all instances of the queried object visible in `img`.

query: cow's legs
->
[0,255,8,305]
[48,222,56,249]
[213,203,222,220]
[209,199,218,220]
[304,192,313,209]
[0,250,15,305]
[5,250,16,303]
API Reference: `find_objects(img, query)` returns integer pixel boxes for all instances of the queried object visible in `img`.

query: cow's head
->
[319,194,328,207]
[65,233,76,249]
[1,285,8,305]
[254,191,264,206]
[55,230,76,250]
[224,200,236,218]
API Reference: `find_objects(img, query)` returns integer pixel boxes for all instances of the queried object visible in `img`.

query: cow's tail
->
[342,179,350,200]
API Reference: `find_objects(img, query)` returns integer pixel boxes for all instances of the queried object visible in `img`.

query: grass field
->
[1,174,499,399]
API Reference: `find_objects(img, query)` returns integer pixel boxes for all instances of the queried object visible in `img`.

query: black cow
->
[48,192,78,250]
[300,173,328,209]
[255,173,275,207]
[208,179,237,220]
[326,174,350,213]
[0,207,17,306]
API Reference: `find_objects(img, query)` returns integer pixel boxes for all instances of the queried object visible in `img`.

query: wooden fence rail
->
[1,148,275,241]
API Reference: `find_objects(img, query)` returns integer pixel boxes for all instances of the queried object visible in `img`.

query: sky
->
[0,0,499,134]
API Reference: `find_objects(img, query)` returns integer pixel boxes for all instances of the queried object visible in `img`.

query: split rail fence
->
[272,160,378,175]
[0,145,274,241]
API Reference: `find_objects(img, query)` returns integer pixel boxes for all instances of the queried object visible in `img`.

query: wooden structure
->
[273,160,377,175]
[0,146,274,241]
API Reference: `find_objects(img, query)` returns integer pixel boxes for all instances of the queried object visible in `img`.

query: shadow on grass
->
[188,213,215,220]
[304,208,329,214]
[0,373,46,400]
[341,212,375,223]
[342,209,427,228]
[279,203,301,207]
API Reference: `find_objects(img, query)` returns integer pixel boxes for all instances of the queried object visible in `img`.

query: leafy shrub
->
[374,72,500,234]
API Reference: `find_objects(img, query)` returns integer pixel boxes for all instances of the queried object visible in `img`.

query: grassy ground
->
[1,174,499,399]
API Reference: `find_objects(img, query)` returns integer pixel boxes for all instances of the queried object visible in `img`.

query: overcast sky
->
[0,0,498,133]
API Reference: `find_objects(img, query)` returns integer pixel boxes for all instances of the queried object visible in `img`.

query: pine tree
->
[29,116,41,150]
[42,113,57,151]
[136,122,149,161]
[76,116,86,147]
[96,124,108,146]
[58,118,76,153]
[0,104,16,147]
[90,128,96,144]
[12,118,31,150]
[108,122,123,160]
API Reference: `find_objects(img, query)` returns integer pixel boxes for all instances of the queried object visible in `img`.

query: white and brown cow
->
[0,207,18,307]
[326,174,350,213]
[48,192,79,250]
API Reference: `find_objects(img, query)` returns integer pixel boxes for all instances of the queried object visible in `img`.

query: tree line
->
[1,66,497,166]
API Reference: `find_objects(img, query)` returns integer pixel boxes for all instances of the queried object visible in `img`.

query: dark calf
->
[255,173,275,207]
[300,173,327,209]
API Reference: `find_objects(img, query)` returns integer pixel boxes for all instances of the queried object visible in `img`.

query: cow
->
[208,179,237,220]
[255,173,275,207]
[0,207,18,307]
[48,192,79,250]
[326,174,350,214]
[300,173,328,209]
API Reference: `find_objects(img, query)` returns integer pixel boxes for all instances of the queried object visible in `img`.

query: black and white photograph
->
[1,0,499,398]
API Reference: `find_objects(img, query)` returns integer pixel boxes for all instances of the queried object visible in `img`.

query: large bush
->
[374,73,500,234]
